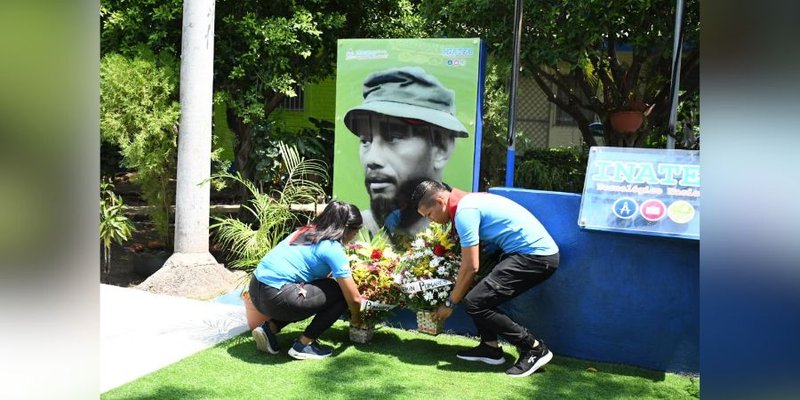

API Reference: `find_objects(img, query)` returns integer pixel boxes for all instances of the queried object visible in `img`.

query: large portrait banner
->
[333,38,485,236]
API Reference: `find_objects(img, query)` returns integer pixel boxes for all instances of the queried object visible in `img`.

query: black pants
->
[248,276,347,340]
[463,252,559,348]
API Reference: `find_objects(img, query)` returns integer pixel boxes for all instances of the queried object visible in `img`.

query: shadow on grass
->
[222,323,694,400]
[327,325,667,378]
[103,385,216,400]
[224,331,294,365]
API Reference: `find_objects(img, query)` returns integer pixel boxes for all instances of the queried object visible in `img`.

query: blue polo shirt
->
[254,232,351,289]
[454,193,558,256]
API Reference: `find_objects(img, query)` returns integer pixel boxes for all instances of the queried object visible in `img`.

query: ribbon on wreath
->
[360,299,398,312]
[401,278,453,294]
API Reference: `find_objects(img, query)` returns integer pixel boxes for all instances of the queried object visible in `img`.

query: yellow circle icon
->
[667,200,695,224]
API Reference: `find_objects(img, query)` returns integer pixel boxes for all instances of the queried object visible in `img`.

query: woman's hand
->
[350,315,366,329]
[336,276,364,327]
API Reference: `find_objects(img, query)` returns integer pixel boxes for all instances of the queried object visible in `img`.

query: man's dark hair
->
[409,179,450,212]
[293,200,362,245]
[392,177,432,229]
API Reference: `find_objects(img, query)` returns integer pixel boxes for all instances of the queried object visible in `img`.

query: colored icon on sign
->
[612,197,638,219]
[640,199,667,222]
[667,200,696,224]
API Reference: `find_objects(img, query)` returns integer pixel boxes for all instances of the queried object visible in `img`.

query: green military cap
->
[344,67,469,138]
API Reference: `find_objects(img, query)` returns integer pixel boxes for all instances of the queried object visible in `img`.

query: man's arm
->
[432,244,480,321]
[448,244,480,303]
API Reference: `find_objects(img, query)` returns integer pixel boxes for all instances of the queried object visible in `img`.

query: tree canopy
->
[101,0,427,183]
[419,0,700,147]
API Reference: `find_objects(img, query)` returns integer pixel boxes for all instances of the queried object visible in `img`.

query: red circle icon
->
[640,199,666,222]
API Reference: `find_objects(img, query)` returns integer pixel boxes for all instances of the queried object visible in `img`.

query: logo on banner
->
[446,59,466,67]
[667,200,696,224]
[440,47,475,57]
[612,197,638,219]
[345,49,389,60]
[640,199,667,222]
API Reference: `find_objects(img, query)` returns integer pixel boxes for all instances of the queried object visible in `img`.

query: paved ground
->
[100,284,248,393]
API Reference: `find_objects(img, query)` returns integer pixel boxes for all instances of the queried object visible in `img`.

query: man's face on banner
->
[358,114,436,200]
[351,112,444,222]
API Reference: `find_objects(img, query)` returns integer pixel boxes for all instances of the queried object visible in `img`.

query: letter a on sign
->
[612,197,638,219]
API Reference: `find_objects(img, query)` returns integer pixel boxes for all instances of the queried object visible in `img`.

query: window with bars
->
[280,85,305,111]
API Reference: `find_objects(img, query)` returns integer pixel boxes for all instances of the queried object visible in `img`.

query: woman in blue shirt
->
[248,201,364,360]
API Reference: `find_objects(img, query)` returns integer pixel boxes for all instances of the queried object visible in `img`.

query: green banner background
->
[332,38,482,210]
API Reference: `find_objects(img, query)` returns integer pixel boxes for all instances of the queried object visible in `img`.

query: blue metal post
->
[505,0,523,187]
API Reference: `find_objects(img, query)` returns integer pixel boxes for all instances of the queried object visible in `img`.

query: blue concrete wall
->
[391,187,699,373]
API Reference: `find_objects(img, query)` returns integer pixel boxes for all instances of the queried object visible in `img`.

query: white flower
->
[437,266,446,276]
[412,238,425,248]
[423,291,433,301]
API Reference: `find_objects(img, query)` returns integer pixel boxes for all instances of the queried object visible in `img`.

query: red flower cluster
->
[371,248,383,260]
[432,244,447,257]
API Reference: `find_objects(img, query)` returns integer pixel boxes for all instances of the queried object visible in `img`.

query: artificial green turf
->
[102,321,699,399]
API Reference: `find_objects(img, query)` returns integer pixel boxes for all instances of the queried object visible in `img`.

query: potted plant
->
[100,178,135,279]
[609,96,655,134]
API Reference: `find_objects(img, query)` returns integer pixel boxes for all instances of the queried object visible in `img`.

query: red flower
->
[433,244,446,257]
[371,248,383,260]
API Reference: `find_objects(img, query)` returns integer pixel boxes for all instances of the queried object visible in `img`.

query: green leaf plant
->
[210,143,329,275]
[100,50,179,247]
[100,178,135,278]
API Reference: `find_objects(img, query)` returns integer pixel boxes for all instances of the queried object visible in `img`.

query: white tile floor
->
[99,284,248,392]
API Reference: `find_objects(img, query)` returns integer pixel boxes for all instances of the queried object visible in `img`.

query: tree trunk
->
[173,0,215,255]
[224,107,255,204]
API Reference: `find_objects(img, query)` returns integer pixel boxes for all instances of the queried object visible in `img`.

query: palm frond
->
[209,148,330,274]
[275,142,328,206]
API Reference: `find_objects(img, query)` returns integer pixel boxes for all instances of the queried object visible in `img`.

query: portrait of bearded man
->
[343,66,468,236]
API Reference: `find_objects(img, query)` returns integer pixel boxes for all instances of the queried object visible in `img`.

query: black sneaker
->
[456,342,505,365]
[287,340,333,360]
[252,322,279,354]
[506,342,553,378]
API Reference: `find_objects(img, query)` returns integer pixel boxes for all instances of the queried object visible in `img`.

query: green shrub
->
[100,50,179,245]
[252,117,334,196]
[514,146,589,194]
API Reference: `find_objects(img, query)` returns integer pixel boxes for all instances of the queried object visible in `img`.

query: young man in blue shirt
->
[411,180,560,377]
